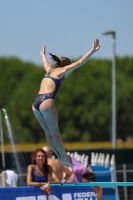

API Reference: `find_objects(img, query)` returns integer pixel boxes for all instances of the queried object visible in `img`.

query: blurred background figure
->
[42,146,73,182]
[67,156,92,182]
[82,172,103,200]
[27,148,59,194]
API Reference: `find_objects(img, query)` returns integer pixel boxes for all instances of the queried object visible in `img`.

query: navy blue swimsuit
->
[33,69,65,110]
[32,166,48,182]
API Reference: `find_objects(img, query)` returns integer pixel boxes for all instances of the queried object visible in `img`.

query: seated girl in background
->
[27,148,60,194]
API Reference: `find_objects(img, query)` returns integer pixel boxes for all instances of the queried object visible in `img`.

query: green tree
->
[0,56,133,143]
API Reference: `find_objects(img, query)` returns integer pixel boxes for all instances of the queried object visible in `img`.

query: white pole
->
[103,31,117,149]
[112,33,116,149]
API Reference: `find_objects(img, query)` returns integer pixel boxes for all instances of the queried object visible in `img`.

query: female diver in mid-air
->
[32,38,100,166]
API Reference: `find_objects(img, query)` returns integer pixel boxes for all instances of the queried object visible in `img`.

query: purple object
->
[71,157,89,182]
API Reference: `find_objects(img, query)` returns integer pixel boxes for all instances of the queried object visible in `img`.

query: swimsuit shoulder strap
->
[49,68,56,75]
[49,68,66,79]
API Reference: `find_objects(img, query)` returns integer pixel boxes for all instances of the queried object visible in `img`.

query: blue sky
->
[0,0,133,65]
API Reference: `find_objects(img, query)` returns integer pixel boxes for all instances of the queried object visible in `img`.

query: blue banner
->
[0,186,116,200]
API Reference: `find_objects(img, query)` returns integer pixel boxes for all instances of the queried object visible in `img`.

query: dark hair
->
[82,172,96,182]
[49,53,71,68]
[31,148,49,172]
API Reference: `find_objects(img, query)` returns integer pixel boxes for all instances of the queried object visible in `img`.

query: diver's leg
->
[39,100,73,166]
[32,105,60,158]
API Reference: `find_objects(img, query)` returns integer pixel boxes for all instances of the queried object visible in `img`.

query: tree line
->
[0,56,133,143]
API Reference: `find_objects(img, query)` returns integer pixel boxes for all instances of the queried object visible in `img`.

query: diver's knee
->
[50,127,60,136]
